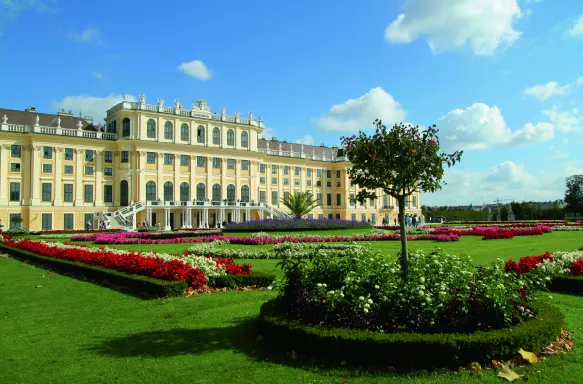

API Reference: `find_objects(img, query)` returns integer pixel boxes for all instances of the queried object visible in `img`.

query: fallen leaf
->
[498,367,523,382]
[518,349,538,364]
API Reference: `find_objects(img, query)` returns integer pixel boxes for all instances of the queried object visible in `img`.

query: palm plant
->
[280,191,319,218]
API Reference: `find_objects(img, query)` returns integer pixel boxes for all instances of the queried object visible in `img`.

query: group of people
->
[86,220,108,230]
[380,215,421,227]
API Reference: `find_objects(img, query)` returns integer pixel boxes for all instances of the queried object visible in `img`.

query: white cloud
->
[437,103,554,151]
[523,82,570,101]
[567,15,583,37]
[576,77,583,87]
[423,161,566,205]
[177,60,212,81]
[313,87,406,133]
[0,0,56,38]
[258,126,275,140]
[295,135,315,145]
[384,0,522,56]
[542,107,582,133]
[69,26,100,43]
[544,145,570,161]
[51,94,136,124]
[92,71,105,80]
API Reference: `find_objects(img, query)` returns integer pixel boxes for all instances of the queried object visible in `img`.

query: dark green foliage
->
[259,298,563,369]
[549,276,583,295]
[223,226,371,233]
[209,273,275,288]
[0,244,186,298]
[137,226,157,232]
[3,227,30,235]
[565,174,583,216]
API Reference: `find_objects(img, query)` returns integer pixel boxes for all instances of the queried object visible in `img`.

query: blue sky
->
[1,0,582,205]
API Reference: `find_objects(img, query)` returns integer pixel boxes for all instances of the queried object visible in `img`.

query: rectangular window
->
[413,195,418,208]
[336,170,341,178]
[271,165,278,174]
[84,166,94,176]
[85,150,94,162]
[241,160,249,170]
[317,193,322,205]
[104,167,113,176]
[63,184,73,202]
[326,181,331,188]
[284,178,289,185]
[327,193,332,206]
[306,180,312,187]
[336,213,340,220]
[326,170,331,178]
[295,167,300,176]
[336,194,341,206]
[164,123,173,140]
[41,213,52,230]
[9,182,20,201]
[272,177,277,185]
[317,169,322,178]
[181,125,189,141]
[84,213,94,230]
[336,181,341,187]
[350,193,355,207]
[318,213,324,219]
[11,145,21,158]
[164,153,174,165]
[284,166,289,175]
[294,179,300,186]
[351,213,357,221]
[104,151,113,163]
[121,151,129,163]
[227,159,235,169]
[64,165,73,174]
[197,156,205,167]
[63,213,74,230]
[362,213,367,222]
[307,168,312,177]
[271,191,278,205]
[260,164,265,173]
[43,146,52,159]
[147,152,156,164]
[308,214,313,219]
[213,157,221,169]
[316,180,322,187]
[369,197,375,206]
[64,148,73,161]
[42,183,52,202]
[104,185,113,203]
[180,155,189,166]
[260,191,266,203]
[42,164,53,173]
[84,184,93,203]
[284,191,290,202]
[260,177,266,184]
[372,213,377,225]
[328,213,333,220]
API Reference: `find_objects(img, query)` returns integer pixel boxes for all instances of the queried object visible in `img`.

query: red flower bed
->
[2,239,208,288]
[570,259,583,276]
[482,230,515,240]
[32,229,123,235]
[504,252,554,274]
[215,257,252,275]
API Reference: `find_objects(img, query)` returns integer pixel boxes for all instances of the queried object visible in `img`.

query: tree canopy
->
[565,175,583,216]
[341,120,462,278]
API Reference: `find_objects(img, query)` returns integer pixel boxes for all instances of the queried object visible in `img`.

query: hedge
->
[0,243,186,298]
[209,273,275,288]
[259,298,564,369]
[548,276,583,295]
[223,226,372,233]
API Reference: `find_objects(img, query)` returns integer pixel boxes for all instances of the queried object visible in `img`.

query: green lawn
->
[1,256,583,384]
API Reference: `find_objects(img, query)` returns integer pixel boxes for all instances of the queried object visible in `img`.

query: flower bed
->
[482,230,514,240]
[551,226,583,231]
[32,229,124,235]
[71,229,222,243]
[223,218,372,232]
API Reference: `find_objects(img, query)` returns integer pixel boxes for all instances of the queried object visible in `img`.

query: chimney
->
[25,106,36,112]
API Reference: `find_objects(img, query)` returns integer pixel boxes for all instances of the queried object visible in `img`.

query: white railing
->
[257,148,345,163]
[0,123,118,140]
[8,124,28,132]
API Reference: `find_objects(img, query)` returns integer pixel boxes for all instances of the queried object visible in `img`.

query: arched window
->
[122,118,130,137]
[212,127,220,145]
[181,123,189,141]
[227,129,234,146]
[241,131,248,148]
[147,119,156,138]
[227,184,236,201]
[112,120,117,134]
[197,125,205,144]
[146,181,156,201]
[163,181,173,201]
[180,182,189,201]
[196,183,206,201]
[212,183,221,202]
[241,185,250,202]
[164,121,173,140]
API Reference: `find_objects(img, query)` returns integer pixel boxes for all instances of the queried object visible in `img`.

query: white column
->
[165,208,171,230]
[132,211,137,230]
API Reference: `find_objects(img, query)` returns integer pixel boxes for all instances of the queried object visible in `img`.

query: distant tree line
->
[422,203,565,222]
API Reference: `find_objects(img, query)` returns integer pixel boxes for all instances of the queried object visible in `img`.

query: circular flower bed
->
[263,246,563,367]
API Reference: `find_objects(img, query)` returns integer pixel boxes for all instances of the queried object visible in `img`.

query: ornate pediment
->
[192,99,212,114]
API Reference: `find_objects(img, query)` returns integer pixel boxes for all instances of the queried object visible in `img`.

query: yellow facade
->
[0,98,421,231]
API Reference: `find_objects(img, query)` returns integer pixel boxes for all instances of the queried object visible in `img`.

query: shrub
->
[259,298,563,368]
[4,227,30,235]
[209,273,275,288]
[276,247,541,334]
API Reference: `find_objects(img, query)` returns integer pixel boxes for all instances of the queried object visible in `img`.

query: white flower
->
[374,285,380,289]
[419,277,425,283]
[364,303,370,309]
[328,290,335,295]
[367,298,373,304]
[358,296,365,301]
[322,283,327,288]
[363,308,369,313]
[317,283,322,288]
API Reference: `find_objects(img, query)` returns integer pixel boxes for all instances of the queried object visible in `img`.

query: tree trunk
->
[398,196,409,280]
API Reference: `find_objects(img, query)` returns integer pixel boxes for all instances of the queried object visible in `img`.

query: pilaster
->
[53,148,63,206]
[0,144,9,205]
[30,145,42,206]
[94,150,103,206]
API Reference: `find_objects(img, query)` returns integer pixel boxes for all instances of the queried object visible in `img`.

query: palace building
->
[0,96,421,231]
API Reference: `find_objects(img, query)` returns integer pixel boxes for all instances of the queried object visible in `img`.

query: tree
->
[565,175,583,216]
[280,191,319,219]
[341,120,462,279]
